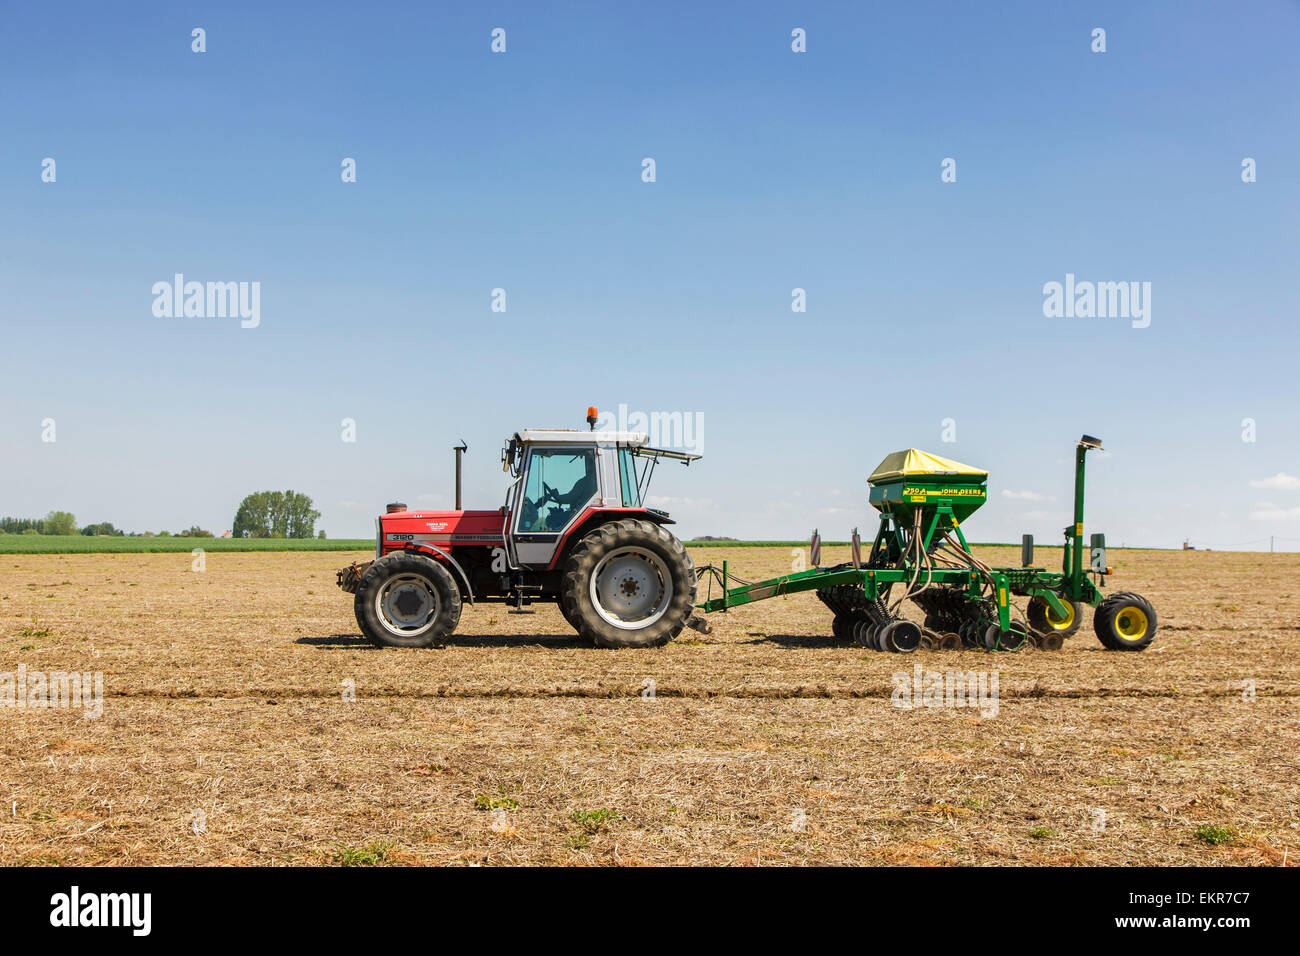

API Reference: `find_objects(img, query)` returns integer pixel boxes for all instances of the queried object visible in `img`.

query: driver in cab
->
[540,457,597,530]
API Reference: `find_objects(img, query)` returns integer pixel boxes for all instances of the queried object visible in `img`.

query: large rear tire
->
[557,598,581,633]
[561,519,695,648]
[354,551,462,648]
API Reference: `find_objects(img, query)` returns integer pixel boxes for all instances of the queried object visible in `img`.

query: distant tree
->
[317,529,327,539]
[232,491,319,539]
[233,492,274,538]
[181,526,214,538]
[81,522,121,536]
[43,511,78,536]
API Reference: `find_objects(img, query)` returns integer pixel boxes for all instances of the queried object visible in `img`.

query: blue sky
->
[2,1,1298,548]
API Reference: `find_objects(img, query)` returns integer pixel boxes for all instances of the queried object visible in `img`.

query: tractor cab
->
[501,426,698,570]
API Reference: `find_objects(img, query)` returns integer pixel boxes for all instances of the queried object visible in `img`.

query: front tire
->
[354,551,462,648]
[561,519,695,648]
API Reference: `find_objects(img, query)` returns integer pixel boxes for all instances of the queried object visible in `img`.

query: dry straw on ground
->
[1,545,1296,866]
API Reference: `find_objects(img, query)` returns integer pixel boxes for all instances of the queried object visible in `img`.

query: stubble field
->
[1,545,1297,866]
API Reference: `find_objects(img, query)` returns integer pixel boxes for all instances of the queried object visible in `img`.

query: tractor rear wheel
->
[561,519,696,648]
[1094,591,1157,651]
[1026,595,1083,639]
[556,598,581,633]
[354,550,462,648]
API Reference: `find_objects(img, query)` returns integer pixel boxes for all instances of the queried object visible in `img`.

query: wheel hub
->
[1047,602,1075,629]
[378,574,439,632]
[590,548,672,629]
[1116,607,1148,638]
[393,587,425,617]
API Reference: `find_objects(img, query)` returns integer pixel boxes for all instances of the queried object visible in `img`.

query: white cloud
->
[1249,504,1300,521]
[1001,489,1054,502]
[1021,510,1051,521]
[1250,473,1300,492]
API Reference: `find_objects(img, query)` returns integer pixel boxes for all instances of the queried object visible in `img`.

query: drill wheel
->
[1027,595,1084,639]
[1035,631,1065,651]
[983,620,1028,651]
[852,617,876,648]
[935,631,962,651]
[1094,591,1157,651]
[880,620,922,653]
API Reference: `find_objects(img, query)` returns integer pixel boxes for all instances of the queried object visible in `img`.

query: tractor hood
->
[379,509,505,546]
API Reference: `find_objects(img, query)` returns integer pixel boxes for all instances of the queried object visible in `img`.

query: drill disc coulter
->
[697,435,1157,653]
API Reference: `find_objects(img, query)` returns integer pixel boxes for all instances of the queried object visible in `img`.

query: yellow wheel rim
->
[1046,601,1075,630]
[1114,606,1149,641]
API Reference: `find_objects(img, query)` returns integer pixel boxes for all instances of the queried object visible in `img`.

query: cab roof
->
[515,429,650,446]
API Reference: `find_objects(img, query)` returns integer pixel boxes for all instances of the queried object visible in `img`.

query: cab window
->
[519,448,598,532]
[619,447,641,507]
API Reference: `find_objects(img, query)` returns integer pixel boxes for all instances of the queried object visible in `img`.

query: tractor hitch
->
[336,561,370,594]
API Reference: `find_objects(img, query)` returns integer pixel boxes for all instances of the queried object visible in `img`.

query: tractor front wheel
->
[353,551,462,648]
[561,519,696,648]
[1094,591,1157,651]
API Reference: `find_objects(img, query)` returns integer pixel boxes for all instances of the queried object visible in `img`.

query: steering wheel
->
[542,481,559,503]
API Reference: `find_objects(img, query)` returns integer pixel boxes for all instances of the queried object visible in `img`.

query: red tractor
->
[337,409,702,648]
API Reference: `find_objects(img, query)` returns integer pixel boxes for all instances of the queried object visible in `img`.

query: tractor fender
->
[403,544,475,605]
[546,507,677,571]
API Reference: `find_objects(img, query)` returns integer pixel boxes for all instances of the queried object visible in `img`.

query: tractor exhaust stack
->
[454,441,467,510]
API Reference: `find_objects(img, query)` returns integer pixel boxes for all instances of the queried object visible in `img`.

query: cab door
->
[510,445,602,567]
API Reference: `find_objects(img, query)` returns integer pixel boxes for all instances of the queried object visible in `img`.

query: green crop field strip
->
[0,536,374,554]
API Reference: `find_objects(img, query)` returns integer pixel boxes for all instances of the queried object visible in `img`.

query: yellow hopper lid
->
[868,449,987,484]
